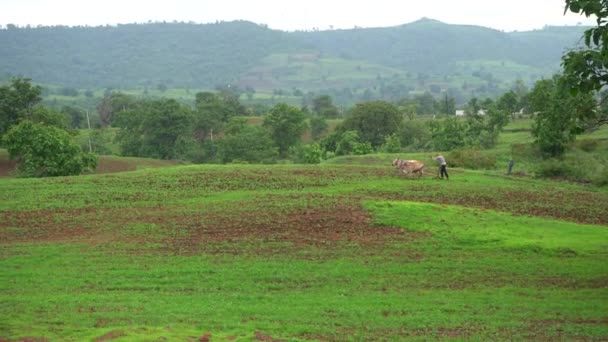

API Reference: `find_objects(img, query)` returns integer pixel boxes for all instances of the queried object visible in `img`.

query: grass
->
[1,161,607,340]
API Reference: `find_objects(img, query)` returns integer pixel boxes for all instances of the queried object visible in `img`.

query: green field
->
[1,156,607,340]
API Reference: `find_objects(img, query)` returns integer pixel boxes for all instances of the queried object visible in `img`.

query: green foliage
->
[534,158,578,179]
[335,130,373,156]
[447,149,497,169]
[289,143,322,164]
[217,124,278,164]
[309,116,328,141]
[497,90,519,120]
[398,120,432,151]
[87,129,115,155]
[96,92,139,127]
[563,0,608,93]
[594,168,608,186]
[438,94,456,115]
[113,99,194,159]
[429,117,467,151]
[312,95,340,118]
[30,104,70,130]
[530,75,597,157]
[341,101,402,148]
[263,103,308,157]
[380,133,402,153]
[61,106,85,129]
[2,120,97,177]
[577,139,599,152]
[0,78,42,137]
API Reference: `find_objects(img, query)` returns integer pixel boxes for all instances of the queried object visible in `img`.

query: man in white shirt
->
[433,154,449,180]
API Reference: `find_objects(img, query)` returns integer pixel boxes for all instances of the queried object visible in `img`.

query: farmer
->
[432,154,449,180]
[507,158,515,175]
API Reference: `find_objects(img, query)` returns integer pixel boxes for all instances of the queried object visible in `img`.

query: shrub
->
[380,133,402,153]
[593,169,608,187]
[535,159,577,179]
[289,144,322,164]
[3,120,97,177]
[577,139,599,152]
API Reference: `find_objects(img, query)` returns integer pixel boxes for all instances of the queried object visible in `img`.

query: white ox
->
[392,158,425,177]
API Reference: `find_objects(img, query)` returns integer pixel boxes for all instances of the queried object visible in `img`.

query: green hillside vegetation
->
[0,19,589,104]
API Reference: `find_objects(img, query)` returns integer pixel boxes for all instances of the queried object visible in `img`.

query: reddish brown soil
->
[0,202,427,258]
[254,331,284,342]
[0,159,17,177]
[0,156,177,176]
[366,187,608,225]
[93,330,126,342]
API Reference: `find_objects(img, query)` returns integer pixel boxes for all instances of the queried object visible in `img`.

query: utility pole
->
[82,108,92,153]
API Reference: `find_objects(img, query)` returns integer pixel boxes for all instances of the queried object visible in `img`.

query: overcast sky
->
[0,0,597,32]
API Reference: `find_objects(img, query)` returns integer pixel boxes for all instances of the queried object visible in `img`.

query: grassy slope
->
[1,162,607,341]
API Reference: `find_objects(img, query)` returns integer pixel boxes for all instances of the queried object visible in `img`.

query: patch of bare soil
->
[366,188,608,225]
[164,204,427,255]
[0,159,17,177]
[523,319,608,341]
[254,331,284,342]
[1,203,428,257]
[93,330,126,342]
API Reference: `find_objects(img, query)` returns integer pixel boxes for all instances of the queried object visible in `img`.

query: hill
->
[0,19,588,100]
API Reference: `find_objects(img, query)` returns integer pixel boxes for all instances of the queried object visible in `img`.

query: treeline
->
[1,70,606,179]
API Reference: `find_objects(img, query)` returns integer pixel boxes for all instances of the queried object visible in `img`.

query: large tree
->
[562,0,608,129]
[3,120,97,177]
[218,117,278,163]
[96,92,138,127]
[563,0,608,93]
[341,100,402,148]
[529,75,596,157]
[263,103,308,157]
[312,95,340,118]
[0,78,42,137]
[114,99,194,159]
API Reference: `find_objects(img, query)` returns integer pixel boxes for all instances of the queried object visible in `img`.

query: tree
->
[335,131,373,156]
[114,99,194,159]
[0,78,42,137]
[3,120,97,177]
[465,97,481,116]
[563,0,608,93]
[312,95,340,118]
[194,92,228,141]
[497,90,519,120]
[218,120,278,164]
[263,103,308,157]
[341,101,402,148]
[414,92,437,114]
[61,106,85,129]
[429,117,467,151]
[529,75,596,157]
[439,93,456,115]
[96,92,138,127]
[562,0,608,129]
[194,90,246,141]
[310,116,328,141]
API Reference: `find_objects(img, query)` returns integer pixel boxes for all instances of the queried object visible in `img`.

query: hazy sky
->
[0,0,597,32]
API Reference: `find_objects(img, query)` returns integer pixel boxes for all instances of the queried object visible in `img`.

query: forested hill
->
[0,19,588,90]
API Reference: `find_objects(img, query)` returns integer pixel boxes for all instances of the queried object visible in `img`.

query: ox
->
[392,158,425,177]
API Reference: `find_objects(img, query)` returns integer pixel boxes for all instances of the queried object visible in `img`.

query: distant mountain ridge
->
[0,19,588,93]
